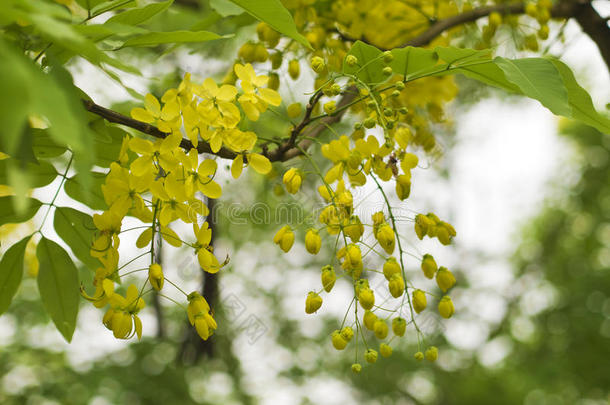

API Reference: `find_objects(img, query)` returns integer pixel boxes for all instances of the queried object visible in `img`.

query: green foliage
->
[0,236,30,315]
[53,207,99,271]
[64,172,108,211]
[0,159,57,189]
[228,0,311,48]
[0,197,42,226]
[346,40,610,133]
[105,0,174,26]
[121,30,227,48]
[36,237,80,342]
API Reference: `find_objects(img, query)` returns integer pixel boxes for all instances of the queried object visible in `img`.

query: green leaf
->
[390,46,438,79]
[36,237,80,342]
[64,172,107,211]
[91,120,127,168]
[75,0,107,10]
[90,0,137,16]
[0,159,57,188]
[344,40,387,85]
[0,236,30,315]
[31,128,68,158]
[106,0,173,26]
[228,0,311,49]
[54,207,99,271]
[0,197,42,226]
[494,57,572,118]
[121,30,227,48]
[210,0,244,17]
[548,59,610,134]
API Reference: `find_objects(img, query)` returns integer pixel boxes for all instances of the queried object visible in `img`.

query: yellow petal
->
[199,180,222,199]
[131,108,155,123]
[247,153,271,174]
[144,93,161,116]
[258,88,281,106]
[160,226,182,247]
[231,154,244,179]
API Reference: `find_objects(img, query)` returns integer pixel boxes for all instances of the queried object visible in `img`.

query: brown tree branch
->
[402,0,593,48]
[82,99,238,160]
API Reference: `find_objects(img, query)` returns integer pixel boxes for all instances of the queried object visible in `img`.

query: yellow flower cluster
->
[84,66,281,341]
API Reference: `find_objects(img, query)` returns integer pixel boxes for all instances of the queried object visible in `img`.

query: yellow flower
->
[305,228,321,254]
[105,284,145,340]
[412,289,427,313]
[436,267,456,292]
[91,210,123,258]
[283,168,303,194]
[273,225,295,253]
[305,291,323,314]
[129,135,181,177]
[178,149,222,199]
[438,295,455,319]
[235,63,281,121]
[148,263,164,291]
[187,291,217,341]
[102,164,151,217]
[130,93,181,133]
[193,222,222,273]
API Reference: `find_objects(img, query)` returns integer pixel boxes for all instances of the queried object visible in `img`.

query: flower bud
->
[351,363,362,373]
[305,228,322,254]
[395,175,411,200]
[344,215,364,242]
[363,117,376,128]
[321,265,336,292]
[414,351,424,361]
[323,100,336,115]
[268,72,280,90]
[380,343,392,357]
[382,51,394,64]
[388,274,405,298]
[438,295,455,319]
[392,317,406,336]
[283,168,303,194]
[395,81,405,91]
[187,291,210,325]
[310,56,325,73]
[148,263,164,291]
[254,44,269,62]
[363,310,378,331]
[436,267,456,292]
[270,51,283,69]
[340,326,354,341]
[373,319,388,339]
[365,349,378,363]
[488,12,502,28]
[238,42,256,62]
[305,291,323,314]
[383,257,401,281]
[382,66,393,76]
[345,54,358,66]
[331,330,348,350]
[273,225,295,252]
[376,223,395,254]
[358,288,375,310]
[425,346,438,361]
[412,289,427,313]
[421,254,438,279]
[288,59,300,80]
[112,311,133,339]
[287,102,301,118]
